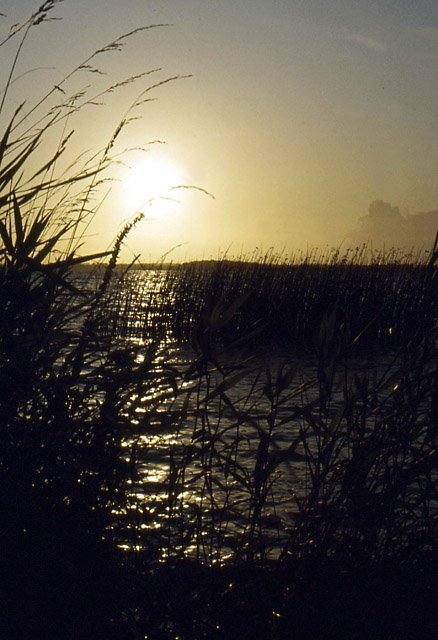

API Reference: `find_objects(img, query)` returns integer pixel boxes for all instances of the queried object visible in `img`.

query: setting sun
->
[123,157,185,216]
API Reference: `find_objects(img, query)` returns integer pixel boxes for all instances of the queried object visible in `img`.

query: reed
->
[108,242,436,638]
[1,4,436,638]
[0,5,185,636]
[103,246,437,354]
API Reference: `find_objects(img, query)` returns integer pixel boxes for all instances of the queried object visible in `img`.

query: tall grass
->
[104,245,436,639]
[0,5,186,637]
[1,4,437,639]
[103,246,437,353]
[117,289,437,638]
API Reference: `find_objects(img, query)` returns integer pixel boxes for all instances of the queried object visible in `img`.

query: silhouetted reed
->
[0,5,185,637]
[103,246,436,355]
[1,4,436,639]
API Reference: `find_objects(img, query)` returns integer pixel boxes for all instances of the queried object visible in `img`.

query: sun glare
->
[124,157,185,216]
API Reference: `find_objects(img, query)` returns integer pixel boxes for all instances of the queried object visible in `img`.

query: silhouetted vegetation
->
[1,4,436,639]
[105,247,437,352]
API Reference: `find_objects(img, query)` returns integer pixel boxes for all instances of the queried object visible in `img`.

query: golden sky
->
[1,1,438,261]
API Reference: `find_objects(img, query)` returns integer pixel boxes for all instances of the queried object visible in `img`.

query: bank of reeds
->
[106,243,436,638]
[103,245,437,353]
[1,4,437,639]
[119,283,437,638]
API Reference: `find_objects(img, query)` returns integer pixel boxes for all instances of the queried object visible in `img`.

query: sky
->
[1,0,438,261]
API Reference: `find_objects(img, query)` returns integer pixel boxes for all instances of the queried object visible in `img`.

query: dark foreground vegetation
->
[1,5,437,639]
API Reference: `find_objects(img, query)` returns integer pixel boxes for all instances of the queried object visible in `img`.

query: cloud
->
[347,33,385,51]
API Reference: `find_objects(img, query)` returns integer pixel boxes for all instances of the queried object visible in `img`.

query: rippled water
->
[72,269,428,562]
[122,349,401,559]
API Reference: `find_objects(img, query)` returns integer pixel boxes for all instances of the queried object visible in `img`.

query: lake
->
[69,267,436,564]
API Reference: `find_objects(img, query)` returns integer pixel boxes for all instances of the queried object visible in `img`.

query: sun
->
[123,157,185,215]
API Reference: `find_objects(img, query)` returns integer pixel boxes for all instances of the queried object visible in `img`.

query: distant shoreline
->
[71,256,432,271]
